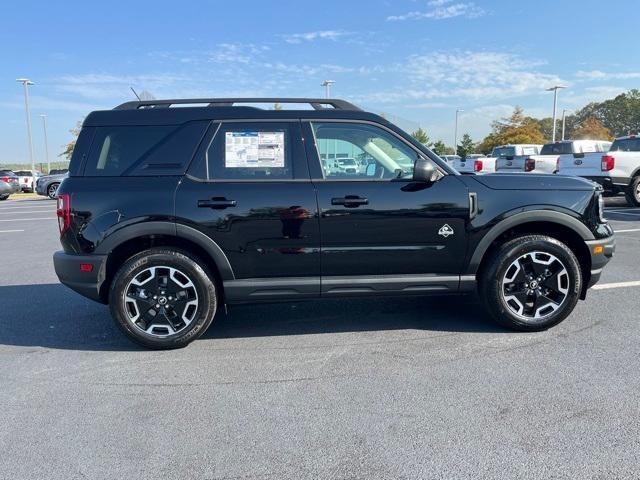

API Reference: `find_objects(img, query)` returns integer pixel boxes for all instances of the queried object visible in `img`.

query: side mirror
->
[413,158,436,183]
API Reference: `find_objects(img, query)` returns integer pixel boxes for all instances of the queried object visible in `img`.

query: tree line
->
[412,88,640,157]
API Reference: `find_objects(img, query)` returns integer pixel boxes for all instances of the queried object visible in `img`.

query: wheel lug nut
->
[155,304,160,308]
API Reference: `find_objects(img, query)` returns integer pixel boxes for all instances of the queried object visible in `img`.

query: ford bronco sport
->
[53,98,615,349]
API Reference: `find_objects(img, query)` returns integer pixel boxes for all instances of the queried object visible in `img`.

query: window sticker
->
[225,131,285,168]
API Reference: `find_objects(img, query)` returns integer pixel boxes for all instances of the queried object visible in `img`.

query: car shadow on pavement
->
[0,284,507,351]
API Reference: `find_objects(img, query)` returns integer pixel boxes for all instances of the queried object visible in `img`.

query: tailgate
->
[495,157,525,172]
[558,152,602,177]
[451,158,475,173]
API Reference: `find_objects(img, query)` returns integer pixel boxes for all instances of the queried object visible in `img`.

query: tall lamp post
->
[16,78,36,182]
[561,109,572,141]
[546,85,566,142]
[40,114,50,175]
[321,80,335,99]
[454,109,464,155]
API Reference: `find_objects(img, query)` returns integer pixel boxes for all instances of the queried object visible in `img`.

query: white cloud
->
[387,1,486,21]
[53,73,190,99]
[282,30,351,44]
[576,70,640,80]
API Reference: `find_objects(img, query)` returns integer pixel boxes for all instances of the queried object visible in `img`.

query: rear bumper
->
[53,251,108,303]
[584,235,616,290]
[582,176,630,194]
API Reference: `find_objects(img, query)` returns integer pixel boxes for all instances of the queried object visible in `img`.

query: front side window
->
[204,122,294,180]
[311,122,417,180]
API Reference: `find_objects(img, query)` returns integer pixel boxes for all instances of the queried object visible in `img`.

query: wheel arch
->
[469,211,594,298]
[96,221,234,303]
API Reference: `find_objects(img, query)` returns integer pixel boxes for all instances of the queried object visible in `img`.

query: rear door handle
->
[198,197,237,209]
[331,195,368,207]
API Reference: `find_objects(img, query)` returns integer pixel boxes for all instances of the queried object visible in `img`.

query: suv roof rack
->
[114,98,362,111]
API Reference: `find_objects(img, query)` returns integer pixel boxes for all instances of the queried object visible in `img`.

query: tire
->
[47,183,60,199]
[624,176,640,207]
[109,248,218,349]
[479,235,582,332]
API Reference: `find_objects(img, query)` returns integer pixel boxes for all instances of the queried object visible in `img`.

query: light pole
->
[40,114,50,175]
[561,109,572,141]
[17,78,36,183]
[321,80,335,99]
[454,109,463,155]
[546,85,566,142]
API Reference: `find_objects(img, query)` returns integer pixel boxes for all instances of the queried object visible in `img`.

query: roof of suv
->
[84,98,388,127]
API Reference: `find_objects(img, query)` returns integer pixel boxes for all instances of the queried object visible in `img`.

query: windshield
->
[610,138,640,152]
[339,159,356,166]
[492,147,516,157]
[540,143,573,155]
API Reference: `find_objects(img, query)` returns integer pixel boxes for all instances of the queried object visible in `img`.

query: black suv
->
[53,98,615,349]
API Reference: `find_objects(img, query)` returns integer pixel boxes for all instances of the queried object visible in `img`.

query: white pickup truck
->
[446,154,490,174]
[559,135,640,206]
[492,144,543,173]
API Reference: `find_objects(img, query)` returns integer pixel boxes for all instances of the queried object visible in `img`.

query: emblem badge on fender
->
[438,224,454,238]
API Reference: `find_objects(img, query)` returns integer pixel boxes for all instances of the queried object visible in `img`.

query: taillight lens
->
[474,159,483,172]
[56,193,71,235]
[524,157,536,172]
[601,155,615,171]
[0,176,10,183]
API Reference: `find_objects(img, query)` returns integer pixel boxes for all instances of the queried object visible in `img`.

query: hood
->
[471,174,597,191]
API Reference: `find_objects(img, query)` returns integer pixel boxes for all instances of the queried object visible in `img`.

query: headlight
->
[597,192,606,223]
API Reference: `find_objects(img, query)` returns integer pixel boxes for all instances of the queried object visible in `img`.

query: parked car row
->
[0,170,21,200]
[444,136,640,206]
[0,168,69,200]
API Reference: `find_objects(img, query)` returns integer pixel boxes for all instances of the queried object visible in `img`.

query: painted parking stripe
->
[0,210,56,215]
[0,217,55,222]
[593,280,640,290]
[0,229,25,233]
[615,228,640,233]
[605,211,640,216]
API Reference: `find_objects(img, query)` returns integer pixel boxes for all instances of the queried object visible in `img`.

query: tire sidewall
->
[627,177,640,206]
[484,237,582,330]
[109,249,217,349]
[47,183,59,199]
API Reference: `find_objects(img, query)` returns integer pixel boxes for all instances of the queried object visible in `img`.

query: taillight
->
[474,159,483,172]
[0,176,10,183]
[601,155,615,171]
[56,193,71,235]
[524,157,536,172]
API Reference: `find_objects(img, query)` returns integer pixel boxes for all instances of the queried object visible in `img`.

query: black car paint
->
[55,105,614,305]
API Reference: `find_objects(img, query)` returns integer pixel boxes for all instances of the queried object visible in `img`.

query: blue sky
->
[1,0,639,164]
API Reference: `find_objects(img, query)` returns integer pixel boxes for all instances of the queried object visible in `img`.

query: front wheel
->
[480,235,582,331]
[625,176,640,207]
[109,248,218,349]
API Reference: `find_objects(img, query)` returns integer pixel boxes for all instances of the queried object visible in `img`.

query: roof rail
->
[113,98,361,111]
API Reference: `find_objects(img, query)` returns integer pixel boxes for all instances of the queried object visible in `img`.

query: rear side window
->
[202,122,296,180]
[540,143,573,155]
[610,138,640,152]
[83,122,207,176]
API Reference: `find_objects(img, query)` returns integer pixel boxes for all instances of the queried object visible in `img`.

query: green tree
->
[573,117,613,140]
[575,89,640,137]
[457,133,475,158]
[59,120,83,160]
[411,127,430,145]
[431,140,454,156]
[478,107,545,153]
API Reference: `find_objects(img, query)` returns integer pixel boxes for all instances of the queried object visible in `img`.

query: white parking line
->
[615,228,640,233]
[593,280,640,290]
[0,217,55,222]
[0,229,25,233]
[605,211,640,216]
[0,210,55,215]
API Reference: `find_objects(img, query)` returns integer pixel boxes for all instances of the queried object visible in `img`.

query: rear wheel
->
[624,176,640,207]
[480,235,582,331]
[109,248,218,349]
[0,194,8,201]
[47,183,59,199]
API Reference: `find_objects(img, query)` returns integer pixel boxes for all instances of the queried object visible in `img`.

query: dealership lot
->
[1,197,639,479]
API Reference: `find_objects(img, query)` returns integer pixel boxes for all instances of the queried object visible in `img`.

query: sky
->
[1,0,639,165]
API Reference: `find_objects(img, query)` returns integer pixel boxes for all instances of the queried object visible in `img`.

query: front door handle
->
[198,197,237,209]
[331,195,369,207]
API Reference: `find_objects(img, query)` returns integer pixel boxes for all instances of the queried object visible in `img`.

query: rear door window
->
[610,138,640,152]
[540,143,573,155]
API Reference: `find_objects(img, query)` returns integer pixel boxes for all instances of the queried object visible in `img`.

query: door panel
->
[316,176,469,277]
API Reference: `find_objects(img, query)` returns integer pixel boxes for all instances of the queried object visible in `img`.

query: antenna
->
[130,87,141,101]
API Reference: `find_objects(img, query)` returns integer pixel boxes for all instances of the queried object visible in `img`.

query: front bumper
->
[584,235,616,290]
[53,251,108,303]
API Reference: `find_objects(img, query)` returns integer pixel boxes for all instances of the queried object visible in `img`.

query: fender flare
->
[95,220,235,280]
[466,210,594,274]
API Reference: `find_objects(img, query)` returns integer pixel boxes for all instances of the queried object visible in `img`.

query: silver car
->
[35,172,68,199]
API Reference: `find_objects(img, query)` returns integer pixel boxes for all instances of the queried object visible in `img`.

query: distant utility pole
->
[321,80,335,99]
[16,78,36,180]
[454,109,464,155]
[561,109,571,141]
[546,85,566,142]
[40,114,50,174]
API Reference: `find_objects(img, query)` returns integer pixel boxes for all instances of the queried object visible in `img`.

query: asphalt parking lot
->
[1,196,639,479]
